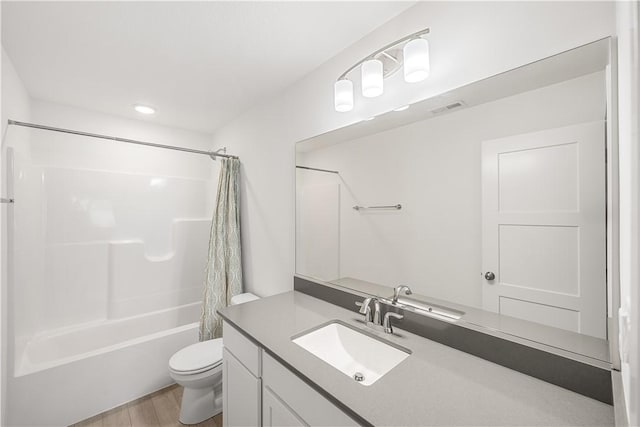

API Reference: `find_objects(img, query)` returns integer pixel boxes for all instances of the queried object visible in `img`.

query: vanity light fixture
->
[403,38,430,83]
[134,104,156,115]
[361,59,384,98]
[333,28,430,112]
[334,80,354,112]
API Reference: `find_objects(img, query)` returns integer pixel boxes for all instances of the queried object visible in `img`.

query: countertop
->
[218,291,614,426]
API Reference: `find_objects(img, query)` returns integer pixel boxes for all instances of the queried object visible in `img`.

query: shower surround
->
[4,123,217,426]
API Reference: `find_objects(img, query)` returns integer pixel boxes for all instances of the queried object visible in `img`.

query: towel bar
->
[353,204,401,211]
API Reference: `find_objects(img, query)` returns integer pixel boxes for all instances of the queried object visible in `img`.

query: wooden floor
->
[71,385,222,427]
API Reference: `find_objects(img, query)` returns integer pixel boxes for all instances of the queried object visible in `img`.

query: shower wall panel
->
[9,130,216,346]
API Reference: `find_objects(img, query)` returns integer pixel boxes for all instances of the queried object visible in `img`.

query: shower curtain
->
[199,158,243,341]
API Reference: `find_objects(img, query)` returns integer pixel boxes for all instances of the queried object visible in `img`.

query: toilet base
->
[179,385,222,425]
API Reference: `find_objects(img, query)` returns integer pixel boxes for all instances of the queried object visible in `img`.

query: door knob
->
[484,271,495,281]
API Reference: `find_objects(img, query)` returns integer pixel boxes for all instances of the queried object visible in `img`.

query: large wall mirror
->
[295,38,617,366]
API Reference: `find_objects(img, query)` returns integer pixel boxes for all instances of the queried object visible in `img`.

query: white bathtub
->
[8,303,201,426]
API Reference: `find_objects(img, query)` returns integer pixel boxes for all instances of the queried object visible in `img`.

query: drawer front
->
[223,320,261,377]
[262,353,359,427]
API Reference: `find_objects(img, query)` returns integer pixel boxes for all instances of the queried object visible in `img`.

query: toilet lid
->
[169,339,223,373]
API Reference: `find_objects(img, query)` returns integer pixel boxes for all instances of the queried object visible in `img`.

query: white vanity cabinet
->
[222,322,262,427]
[222,321,359,427]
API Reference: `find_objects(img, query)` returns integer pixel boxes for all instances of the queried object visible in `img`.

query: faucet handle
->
[356,298,372,314]
[356,298,374,322]
[383,312,404,334]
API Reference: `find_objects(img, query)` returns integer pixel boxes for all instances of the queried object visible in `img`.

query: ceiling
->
[1,1,414,134]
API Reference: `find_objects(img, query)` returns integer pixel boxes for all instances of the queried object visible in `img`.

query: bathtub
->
[8,303,201,426]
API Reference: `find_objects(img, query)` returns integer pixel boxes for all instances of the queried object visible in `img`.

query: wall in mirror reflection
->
[296,70,606,338]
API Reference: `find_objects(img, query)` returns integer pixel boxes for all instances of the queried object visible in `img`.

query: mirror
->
[295,38,614,363]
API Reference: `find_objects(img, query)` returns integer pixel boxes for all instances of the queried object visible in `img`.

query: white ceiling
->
[1,1,414,134]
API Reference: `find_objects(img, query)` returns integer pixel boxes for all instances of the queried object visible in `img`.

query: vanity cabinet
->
[222,323,262,427]
[223,349,261,427]
[222,321,358,427]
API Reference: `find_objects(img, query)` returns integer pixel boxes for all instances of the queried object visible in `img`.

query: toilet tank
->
[230,293,259,306]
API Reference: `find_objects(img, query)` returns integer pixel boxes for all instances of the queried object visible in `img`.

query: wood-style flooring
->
[71,385,222,427]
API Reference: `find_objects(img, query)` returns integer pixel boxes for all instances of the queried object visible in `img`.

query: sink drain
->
[353,372,364,382]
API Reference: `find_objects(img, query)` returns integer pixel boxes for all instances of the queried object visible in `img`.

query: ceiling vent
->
[431,100,466,115]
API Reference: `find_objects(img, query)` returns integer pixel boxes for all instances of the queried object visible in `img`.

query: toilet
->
[169,292,259,425]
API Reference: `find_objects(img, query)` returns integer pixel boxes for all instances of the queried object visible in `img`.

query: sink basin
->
[292,321,410,386]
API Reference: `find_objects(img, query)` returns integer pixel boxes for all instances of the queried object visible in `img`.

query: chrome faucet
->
[356,297,375,323]
[372,299,382,325]
[356,297,381,324]
[355,297,403,334]
[392,285,413,305]
[383,312,404,334]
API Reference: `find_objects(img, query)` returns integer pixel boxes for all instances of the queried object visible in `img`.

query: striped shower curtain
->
[199,158,243,341]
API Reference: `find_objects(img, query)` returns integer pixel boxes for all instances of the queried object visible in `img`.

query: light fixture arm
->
[337,28,430,81]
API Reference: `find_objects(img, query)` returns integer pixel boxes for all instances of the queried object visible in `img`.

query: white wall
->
[297,72,605,309]
[29,99,214,153]
[615,1,639,424]
[0,46,32,427]
[1,49,30,136]
[212,1,615,298]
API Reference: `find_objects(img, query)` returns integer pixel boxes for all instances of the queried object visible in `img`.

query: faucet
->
[356,297,375,323]
[356,297,381,324]
[392,285,413,305]
[383,312,404,334]
[372,299,382,325]
[355,298,402,334]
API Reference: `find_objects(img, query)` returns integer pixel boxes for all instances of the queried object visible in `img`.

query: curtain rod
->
[7,120,238,160]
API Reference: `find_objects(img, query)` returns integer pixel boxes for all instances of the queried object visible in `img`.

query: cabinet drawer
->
[262,352,359,427]
[223,320,261,377]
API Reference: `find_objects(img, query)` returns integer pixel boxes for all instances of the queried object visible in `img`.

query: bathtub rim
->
[15,302,201,377]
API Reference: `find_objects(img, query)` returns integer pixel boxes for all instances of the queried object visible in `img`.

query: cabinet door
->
[262,353,359,426]
[223,348,261,427]
[263,386,307,427]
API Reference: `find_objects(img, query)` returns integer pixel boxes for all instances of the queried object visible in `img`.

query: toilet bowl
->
[169,292,259,425]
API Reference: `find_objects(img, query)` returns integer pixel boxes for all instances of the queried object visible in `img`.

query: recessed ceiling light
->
[394,105,410,112]
[134,104,156,115]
